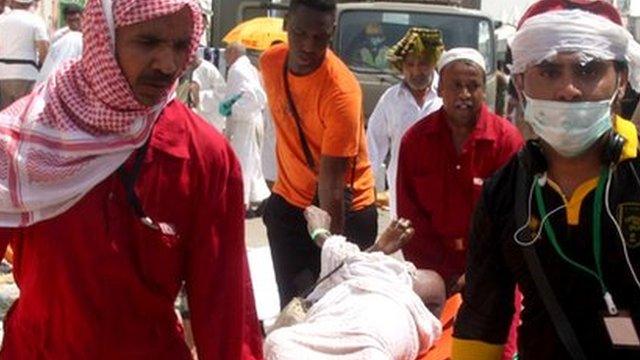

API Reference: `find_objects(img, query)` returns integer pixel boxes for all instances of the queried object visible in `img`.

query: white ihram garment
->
[37,31,83,84]
[51,26,71,44]
[264,236,442,360]
[261,107,277,182]
[225,55,270,206]
[366,79,441,216]
[191,60,226,132]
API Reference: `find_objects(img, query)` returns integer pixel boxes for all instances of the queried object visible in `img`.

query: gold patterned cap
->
[387,28,445,71]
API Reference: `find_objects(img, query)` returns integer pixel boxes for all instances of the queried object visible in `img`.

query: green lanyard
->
[534,167,618,315]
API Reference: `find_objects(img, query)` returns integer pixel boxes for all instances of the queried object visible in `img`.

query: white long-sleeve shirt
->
[366,79,442,215]
[36,31,83,84]
[191,59,226,132]
[225,55,269,206]
[0,9,49,81]
[225,56,266,127]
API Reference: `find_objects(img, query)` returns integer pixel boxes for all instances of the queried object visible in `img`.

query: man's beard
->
[406,74,432,92]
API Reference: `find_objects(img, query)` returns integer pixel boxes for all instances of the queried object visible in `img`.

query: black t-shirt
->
[454,155,640,359]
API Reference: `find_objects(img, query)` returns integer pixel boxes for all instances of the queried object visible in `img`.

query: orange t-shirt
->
[260,44,375,210]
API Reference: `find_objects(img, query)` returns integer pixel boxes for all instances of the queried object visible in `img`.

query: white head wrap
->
[511,9,640,91]
[437,47,486,73]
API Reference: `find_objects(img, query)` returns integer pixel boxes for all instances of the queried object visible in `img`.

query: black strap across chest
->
[281,57,357,187]
[118,141,150,219]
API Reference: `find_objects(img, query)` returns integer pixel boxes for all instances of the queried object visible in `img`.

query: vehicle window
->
[337,10,494,74]
[477,20,493,72]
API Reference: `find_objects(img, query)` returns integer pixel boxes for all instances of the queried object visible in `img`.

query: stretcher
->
[417,294,463,360]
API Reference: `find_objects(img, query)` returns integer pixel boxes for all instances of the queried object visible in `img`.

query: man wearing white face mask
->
[453,1,640,359]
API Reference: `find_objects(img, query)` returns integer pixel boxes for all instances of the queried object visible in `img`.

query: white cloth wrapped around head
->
[437,47,486,73]
[511,9,640,91]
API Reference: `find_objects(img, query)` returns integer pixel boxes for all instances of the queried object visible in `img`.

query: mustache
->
[407,74,432,84]
[138,72,175,87]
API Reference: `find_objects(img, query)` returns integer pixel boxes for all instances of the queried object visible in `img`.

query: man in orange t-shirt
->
[260,0,377,307]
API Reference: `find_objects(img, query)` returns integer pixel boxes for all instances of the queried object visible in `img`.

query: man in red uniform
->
[397,48,523,292]
[0,0,262,358]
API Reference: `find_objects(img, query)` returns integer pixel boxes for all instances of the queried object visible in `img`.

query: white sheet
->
[264,236,442,360]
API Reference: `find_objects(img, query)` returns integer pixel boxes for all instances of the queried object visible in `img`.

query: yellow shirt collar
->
[615,116,638,161]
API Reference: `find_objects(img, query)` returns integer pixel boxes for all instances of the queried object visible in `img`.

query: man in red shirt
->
[0,0,262,358]
[397,48,523,292]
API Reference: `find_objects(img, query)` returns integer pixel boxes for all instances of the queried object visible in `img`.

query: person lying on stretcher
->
[264,206,445,360]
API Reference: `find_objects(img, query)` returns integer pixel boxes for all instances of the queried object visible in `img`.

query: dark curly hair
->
[63,3,83,17]
[289,0,337,13]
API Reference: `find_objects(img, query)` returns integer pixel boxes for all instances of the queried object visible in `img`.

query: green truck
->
[212,0,497,116]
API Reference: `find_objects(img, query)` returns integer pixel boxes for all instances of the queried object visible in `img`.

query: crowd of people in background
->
[0,0,638,359]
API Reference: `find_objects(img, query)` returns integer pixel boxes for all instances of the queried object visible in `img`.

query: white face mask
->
[523,91,617,157]
[370,36,385,47]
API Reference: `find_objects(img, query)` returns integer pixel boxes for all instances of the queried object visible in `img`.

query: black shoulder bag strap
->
[282,57,357,189]
[283,58,317,171]
[118,141,151,220]
[515,163,587,360]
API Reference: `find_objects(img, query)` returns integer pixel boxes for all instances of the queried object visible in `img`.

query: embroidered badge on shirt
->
[617,203,640,249]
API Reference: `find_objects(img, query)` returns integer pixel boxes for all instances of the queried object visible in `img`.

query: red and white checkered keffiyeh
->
[0,0,203,227]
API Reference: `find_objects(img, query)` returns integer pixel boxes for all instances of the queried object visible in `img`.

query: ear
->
[513,73,526,102]
[618,66,629,99]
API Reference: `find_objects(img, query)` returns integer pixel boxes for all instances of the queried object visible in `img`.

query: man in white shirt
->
[366,28,444,216]
[50,3,83,44]
[189,57,227,132]
[0,0,49,110]
[37,32,83,84]
[221,42,270,211]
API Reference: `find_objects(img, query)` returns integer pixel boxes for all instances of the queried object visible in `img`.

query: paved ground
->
[245,208,392,322]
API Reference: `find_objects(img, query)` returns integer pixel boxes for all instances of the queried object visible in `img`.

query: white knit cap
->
[437,47,486,73]
[13,0,35,3]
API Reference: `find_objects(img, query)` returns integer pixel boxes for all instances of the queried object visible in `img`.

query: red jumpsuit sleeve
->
[185,145,263,360]
[396,133,436,269]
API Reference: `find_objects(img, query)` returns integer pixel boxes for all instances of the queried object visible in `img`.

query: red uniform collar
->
[424,104,498,142]
[148,100,191,160]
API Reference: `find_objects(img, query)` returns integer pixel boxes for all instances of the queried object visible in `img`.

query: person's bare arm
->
[304,205,332,247]
[371,218,414,254]
[304,205,414,255]
[188,82,200,108]
[36,41,49,66]
[317,155,350,234]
